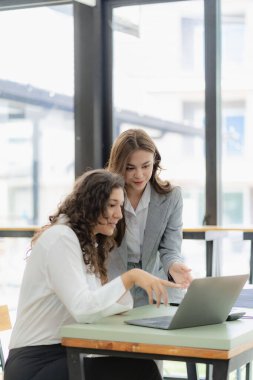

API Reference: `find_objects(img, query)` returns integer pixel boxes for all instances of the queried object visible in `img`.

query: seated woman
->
[4,169,182,380]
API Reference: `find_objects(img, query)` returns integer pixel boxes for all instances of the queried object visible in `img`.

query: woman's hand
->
[168,262,193,288]
[121,268,184,307]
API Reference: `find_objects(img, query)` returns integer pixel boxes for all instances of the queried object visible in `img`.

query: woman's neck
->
[127,188,144,210]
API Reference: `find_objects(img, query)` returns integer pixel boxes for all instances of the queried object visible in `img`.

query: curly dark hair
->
[32,169,125,284]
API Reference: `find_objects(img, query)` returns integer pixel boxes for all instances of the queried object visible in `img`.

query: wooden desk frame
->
[61,337,253,380]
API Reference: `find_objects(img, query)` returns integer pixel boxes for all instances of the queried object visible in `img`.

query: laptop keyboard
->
[126,316,173,329]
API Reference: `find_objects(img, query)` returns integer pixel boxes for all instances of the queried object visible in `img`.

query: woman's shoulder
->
[169,185,182,198]
[37,224,78,247]
[151,185,182,201]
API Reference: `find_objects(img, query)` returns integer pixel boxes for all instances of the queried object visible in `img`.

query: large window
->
[0,5,74,227]
[112,1,205,227]
[221,1,253,227]
[109,0,253,283]
[0,5,74,352]
[0,1,253,378]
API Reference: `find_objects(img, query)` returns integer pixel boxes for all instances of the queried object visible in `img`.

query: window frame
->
[0,0,222,226]
[102,0,221,225]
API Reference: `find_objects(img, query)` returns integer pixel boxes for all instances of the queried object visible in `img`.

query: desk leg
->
[206,240,213,277]
[66,348,84,380]
[212,360,229,380]
[186,362,198,380]
[206,362,212,380]
[246,362,252,380]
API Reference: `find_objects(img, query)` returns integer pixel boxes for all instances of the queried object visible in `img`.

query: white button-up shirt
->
[9,222,133,349]
[124,182,151,263]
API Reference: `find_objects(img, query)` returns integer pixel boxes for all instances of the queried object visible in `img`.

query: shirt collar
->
[125,182,151,214]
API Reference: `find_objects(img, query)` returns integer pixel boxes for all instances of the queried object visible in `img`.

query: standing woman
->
[107,129,192,307]
[4,169,182,380]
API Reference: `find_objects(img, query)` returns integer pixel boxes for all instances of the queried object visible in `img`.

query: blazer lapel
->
[141,187,167,269]
[117,236,128,269]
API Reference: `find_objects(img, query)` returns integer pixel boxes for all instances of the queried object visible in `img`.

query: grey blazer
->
[107,185,184,306]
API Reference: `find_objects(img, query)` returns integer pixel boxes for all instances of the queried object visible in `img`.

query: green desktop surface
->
[60,304,253,351]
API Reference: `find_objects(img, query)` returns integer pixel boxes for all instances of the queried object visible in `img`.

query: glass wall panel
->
[112,1,205,228]
[221,0,253,227]
[0,5,74,355]
[112,1,206,288]
[0,237,28,359]
[219,0,253,276]
[0,5,74,227]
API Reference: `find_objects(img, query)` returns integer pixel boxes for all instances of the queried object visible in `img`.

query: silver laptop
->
[125,274,248,330]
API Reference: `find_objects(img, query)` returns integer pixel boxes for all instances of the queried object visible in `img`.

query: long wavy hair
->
[107,128,172,194]
[32,169,125,284]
